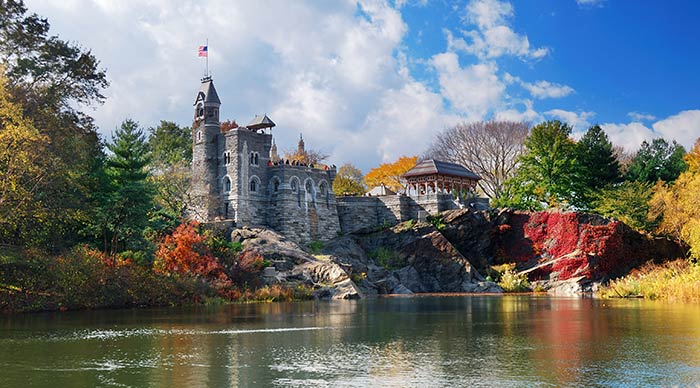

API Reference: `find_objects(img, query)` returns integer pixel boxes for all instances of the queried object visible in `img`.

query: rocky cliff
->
[232,208,685,298]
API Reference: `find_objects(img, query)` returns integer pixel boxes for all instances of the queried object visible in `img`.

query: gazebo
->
[402,159,480,196]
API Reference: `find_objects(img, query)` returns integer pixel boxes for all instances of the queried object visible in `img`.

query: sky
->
[25,0,700,171]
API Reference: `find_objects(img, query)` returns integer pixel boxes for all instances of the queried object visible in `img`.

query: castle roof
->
[194,77,220,105]
[247,114,276,130]
[402,159,481,180]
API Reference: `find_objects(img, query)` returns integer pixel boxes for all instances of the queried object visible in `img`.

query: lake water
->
[1,296,699,387]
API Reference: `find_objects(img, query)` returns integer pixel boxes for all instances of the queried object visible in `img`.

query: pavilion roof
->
[402,159,481,180]
[247,114,276,130]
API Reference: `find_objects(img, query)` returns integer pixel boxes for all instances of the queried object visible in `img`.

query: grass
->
[307,240,325,254]
[427,214,446,231]
[598,259,700,302]
[492,263,532,292]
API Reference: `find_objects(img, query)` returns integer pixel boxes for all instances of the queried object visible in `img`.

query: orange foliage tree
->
[364,155,418,192]
[154,221,225,280]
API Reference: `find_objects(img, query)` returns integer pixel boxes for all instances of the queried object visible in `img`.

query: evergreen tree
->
[576,125,621,208]
[100,119,154,256]
[626,138,687,183]
[148,120,192,167]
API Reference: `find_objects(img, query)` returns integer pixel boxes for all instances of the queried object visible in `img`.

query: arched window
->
[196,130,202,142]
[290,178,298,193]
[250,152,259,166]
[223,151,231,165]
[305,180,313,194]
[250,180,257,192]
[223,176,231,193]
[196,103,204,118]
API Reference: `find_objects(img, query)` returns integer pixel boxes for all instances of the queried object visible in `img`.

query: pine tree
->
[576,125,621,208]
[100,119,154,255]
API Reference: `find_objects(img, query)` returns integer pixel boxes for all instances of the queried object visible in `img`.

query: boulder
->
[231,227,360,299]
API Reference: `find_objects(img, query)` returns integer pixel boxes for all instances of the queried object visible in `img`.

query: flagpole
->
[206,38,209,77]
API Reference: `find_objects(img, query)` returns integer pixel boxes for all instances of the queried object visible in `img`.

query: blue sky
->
[26,0,700,171]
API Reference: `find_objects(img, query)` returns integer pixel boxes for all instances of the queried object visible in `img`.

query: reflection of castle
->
[190,77,486,243]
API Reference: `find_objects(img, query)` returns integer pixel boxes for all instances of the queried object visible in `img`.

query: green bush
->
[371,247,405,270]
[308,240,325,254]
[427,214,446,231]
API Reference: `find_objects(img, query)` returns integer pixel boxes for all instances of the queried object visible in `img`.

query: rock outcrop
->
[229,208,685,298]
[231,227,360,300]
[440,208,686,295]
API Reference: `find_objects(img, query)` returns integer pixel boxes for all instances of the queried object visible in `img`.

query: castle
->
[190,77,486,243]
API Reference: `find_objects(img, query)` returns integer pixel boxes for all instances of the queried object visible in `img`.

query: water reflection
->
[1,296,699,387]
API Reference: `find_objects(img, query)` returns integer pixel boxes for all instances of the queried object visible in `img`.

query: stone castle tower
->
[190,77,342,243]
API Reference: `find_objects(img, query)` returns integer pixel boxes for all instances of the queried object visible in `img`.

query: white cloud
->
[520,80,574,99]
[495,100,542,123]
[576,0,605,8]
[451,0,549,61]
[430,51,505,120]
[600,122,654,151]
[627,111,656,122]
[652,110,700,150]
[545,109,595,131]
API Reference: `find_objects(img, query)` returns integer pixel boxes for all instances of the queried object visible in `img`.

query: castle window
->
[290,179,298,193]
[250,152,259,166]
[224,151,231,165]
[248,176,260,193]
[223,176,231,193]
[196,130,202,142]
[196,103,204,118]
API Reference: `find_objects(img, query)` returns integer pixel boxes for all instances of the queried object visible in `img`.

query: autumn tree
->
[154,221,224,279]
[220,119,238,132]
[365,156,418,192]
[650,138,700,258]
[626,138,686,183]
[0,1,108,250]
[332,163,366,196]
[424,120,529,198]
[283,134,329,165]
[495,120,583,209]
[0,73,47,243]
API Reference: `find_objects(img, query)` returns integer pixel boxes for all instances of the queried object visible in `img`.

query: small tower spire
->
[297,133,305,154]
[270,138,280,163]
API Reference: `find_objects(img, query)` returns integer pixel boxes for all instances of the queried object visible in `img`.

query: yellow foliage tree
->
[0,73,48,235]
[650,138,700,258]
[364,156,418,192]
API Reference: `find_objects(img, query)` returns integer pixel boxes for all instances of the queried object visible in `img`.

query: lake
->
[1,296,699,387]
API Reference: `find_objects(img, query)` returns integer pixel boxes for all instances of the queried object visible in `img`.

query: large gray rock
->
[231,227,360,299]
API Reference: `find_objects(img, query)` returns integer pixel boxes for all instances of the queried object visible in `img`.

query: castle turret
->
[191,77,221,222]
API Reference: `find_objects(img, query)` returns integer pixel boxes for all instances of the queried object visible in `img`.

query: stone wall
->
[266,164,340,244]
[336,194,487,234]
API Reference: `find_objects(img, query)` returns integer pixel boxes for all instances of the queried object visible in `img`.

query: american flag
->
[198,45,208,57]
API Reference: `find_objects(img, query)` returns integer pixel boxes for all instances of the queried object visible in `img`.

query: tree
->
[148,120,191,167]
[365,156,418,192]
[424,120,529,198]
[575,125,621,208]
[590,181,656,232]
[0,72,47,243]
[333,164,366,196]
[649,138,700,258]
[496,120,582,209]
[626,138,687,183]
[147,121,192,232]
[97,119,154,255]
[283,134,329,165]
[0,1,108,250]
